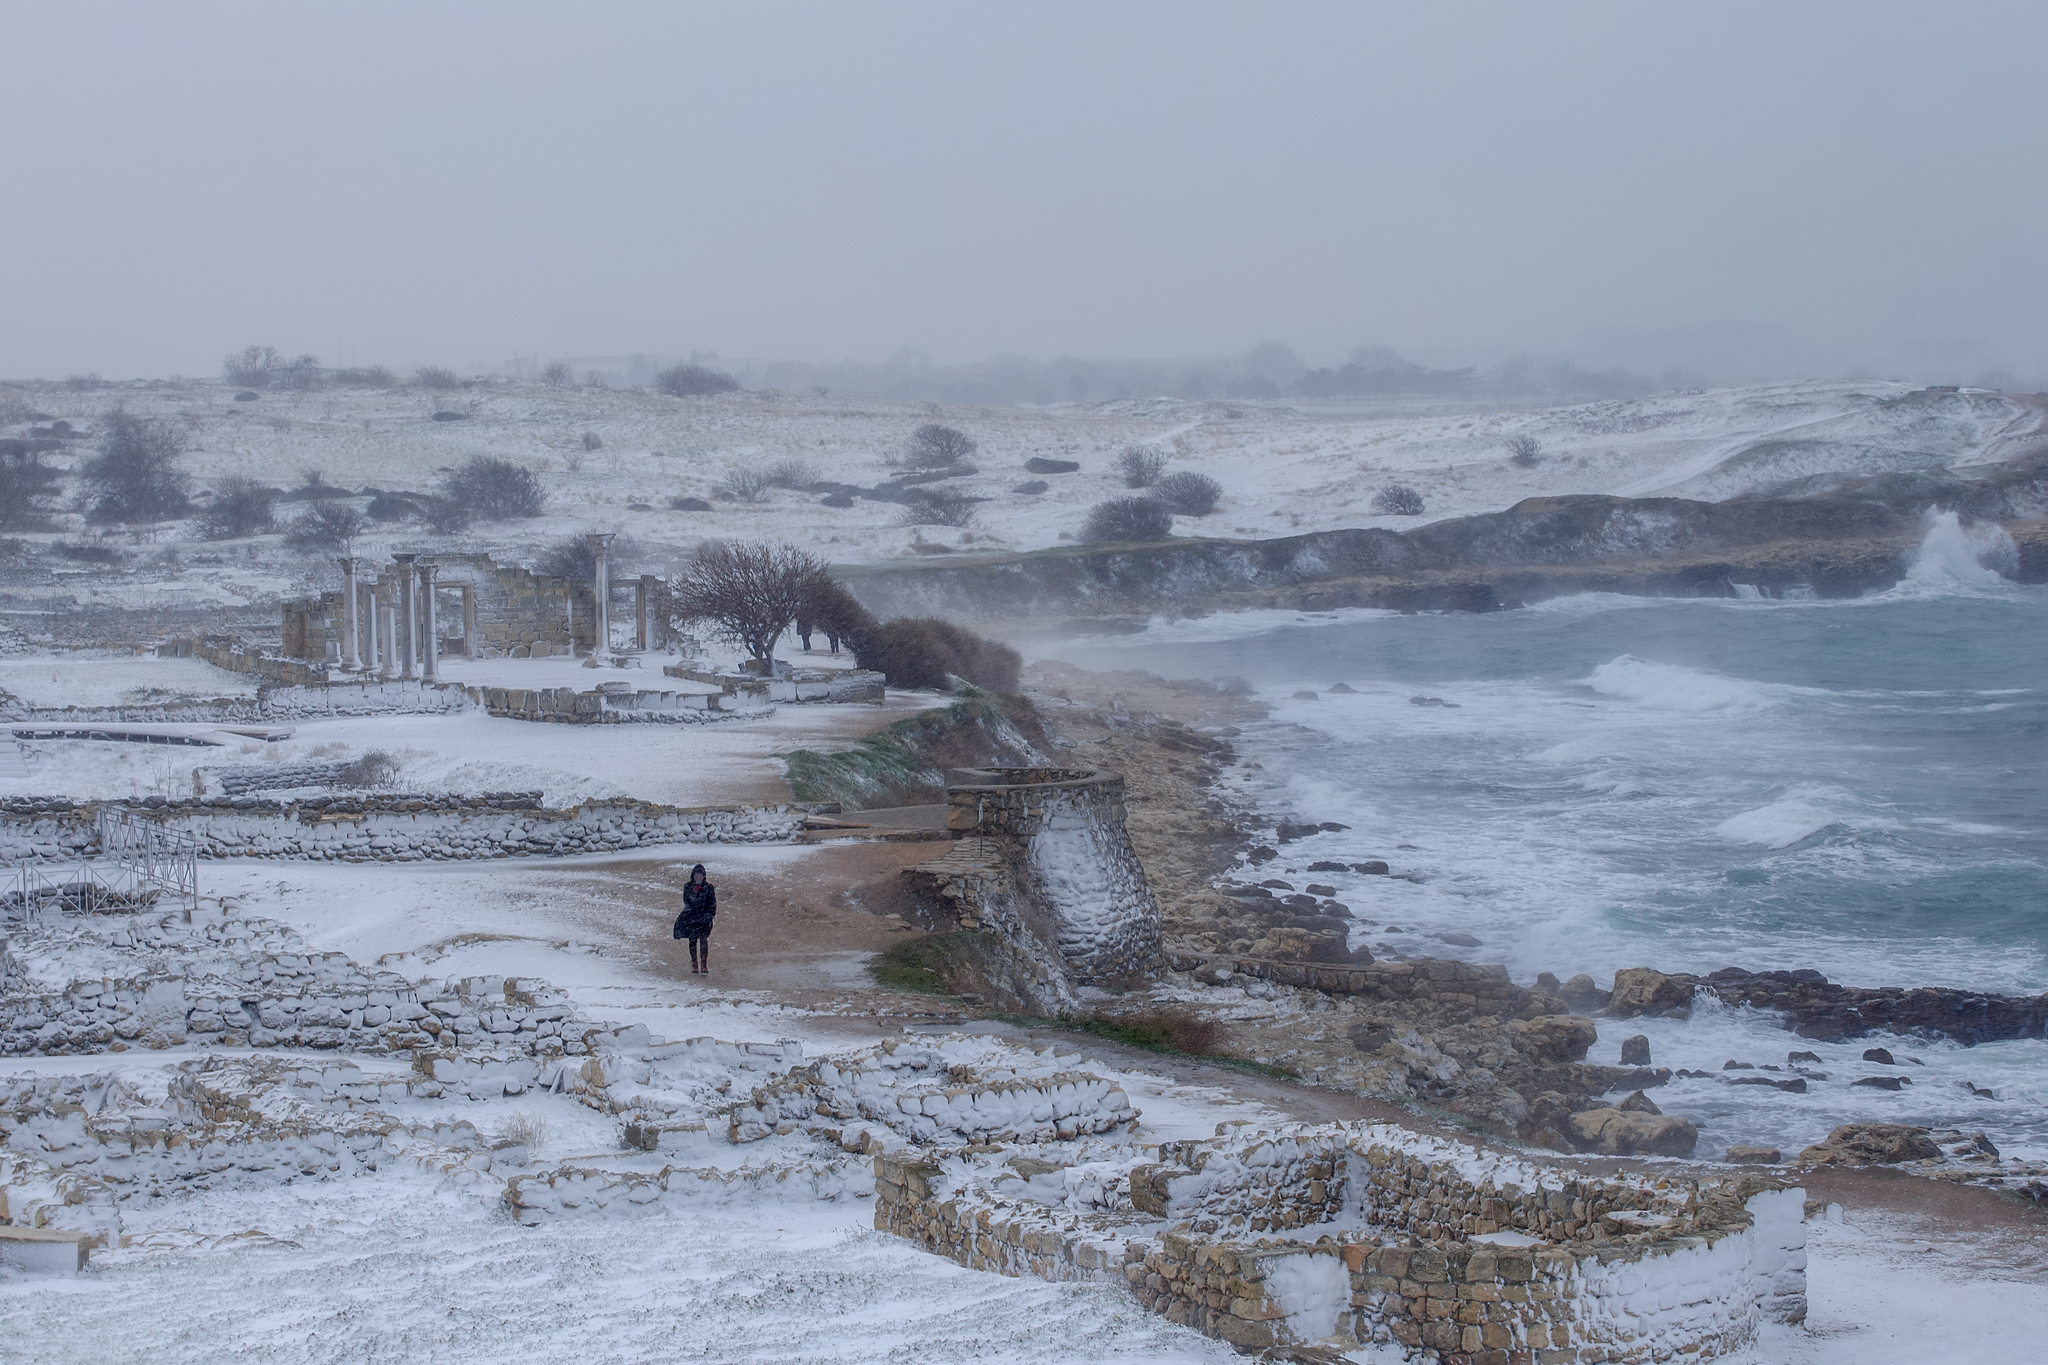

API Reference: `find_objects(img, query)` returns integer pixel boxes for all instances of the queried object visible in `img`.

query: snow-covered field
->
[6,378,2039,600]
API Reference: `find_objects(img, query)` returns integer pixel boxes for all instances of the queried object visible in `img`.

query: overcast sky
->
[5,1,2045,382]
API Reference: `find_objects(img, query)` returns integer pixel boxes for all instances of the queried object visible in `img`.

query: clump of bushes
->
[221,344,280,387]
[854,617,1020,691]
[284,503,365,550]
[439,456,545,522]
[0,447,63,529]
[655,364,739,397]
[718,465,772,503]
[1081,496,1172,543]
[338,750,399,788]
[1153,470,1221,516]
[899,423,976,469]
[763,456,817,489]
[670,495,712,511]
[81,407,190,523]
[1116,445,1167,488]
[333,365,396,388]
[1371,484,1425,516]
[412,366,463,390]
[1505,435,1542,468]
[197,476,279,540]
[539,360,575,386]
[580,430,603,451]
[896,488,978,527]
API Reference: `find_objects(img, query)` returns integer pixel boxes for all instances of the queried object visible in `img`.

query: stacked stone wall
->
[875,1123,1807,1363]
[0,795,801,865]
[473,684,756,723]
[1169,949,1530,1014]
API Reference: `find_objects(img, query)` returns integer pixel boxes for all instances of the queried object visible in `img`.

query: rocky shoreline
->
[1011,660,2046,1188]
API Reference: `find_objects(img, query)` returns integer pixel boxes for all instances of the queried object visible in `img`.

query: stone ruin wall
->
[283,553,677,663]
[913,766,1161,988]
[876,1125,1807,1364]
[0,794,801,866]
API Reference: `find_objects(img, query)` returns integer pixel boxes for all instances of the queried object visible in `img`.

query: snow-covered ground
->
[5,379,2038,604]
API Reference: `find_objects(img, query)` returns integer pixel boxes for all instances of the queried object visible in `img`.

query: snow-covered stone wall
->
[0,794,801,866]
[877,1120,1807,1362]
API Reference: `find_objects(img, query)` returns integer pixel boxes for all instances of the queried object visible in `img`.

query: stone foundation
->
[877,1123,1806,1363]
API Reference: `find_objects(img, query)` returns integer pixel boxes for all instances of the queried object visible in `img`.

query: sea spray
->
[1891,509,2019,596]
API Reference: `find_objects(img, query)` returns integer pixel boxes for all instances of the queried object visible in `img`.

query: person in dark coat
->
[672,863,716,974]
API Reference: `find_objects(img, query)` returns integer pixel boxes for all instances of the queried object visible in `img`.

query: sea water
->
[1039,514,2048,1160]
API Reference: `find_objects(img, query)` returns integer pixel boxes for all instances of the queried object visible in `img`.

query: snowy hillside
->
[3,377,2041,618]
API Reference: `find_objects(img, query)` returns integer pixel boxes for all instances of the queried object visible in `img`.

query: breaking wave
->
[1884,510,2019,599]
[1584,655,1782,713]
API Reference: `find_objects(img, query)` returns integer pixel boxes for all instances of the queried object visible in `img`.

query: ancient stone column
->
[364,584,382,674]
[339,558,361,670]
[588,533,614,656]
[635,575,651,650]
[393,554,418,680]
[379,598,398,678]
[419,561,440,681]
[461,583,478,658]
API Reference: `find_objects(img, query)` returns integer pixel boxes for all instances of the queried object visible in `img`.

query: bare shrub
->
[334,365,396,387]
[539,360,575,386]
[82,407,190,523]
[339,749,399,788]
[0,447,64,529]
[276,354,323,392]
[1371,484,1425,515]
[412,365,462,390]
[366,492,428,523]
[854,618,1020,691]
[1153,470,1221,517]
[655,364,739,397]
[900,422,976,469]
[497,1115,550,1151]
[580,430,603,451]
[439,456,545,521]
[719,465,773,503]
[283,503,365,551]
[222,344,280,387]
[63,373,103,390]
[1082,496,1172,543]
[896,488,978,527]
[0,394,37,425]
[763,456,816,488]
[1117,445,1167,488]
[670,540,831,662]
[1505,434,1542,467]
[197,475,279,540]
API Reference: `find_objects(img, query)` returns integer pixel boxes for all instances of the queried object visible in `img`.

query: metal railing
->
[2,811,200,924]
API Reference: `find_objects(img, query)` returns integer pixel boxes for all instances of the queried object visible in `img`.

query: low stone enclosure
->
[663,660,888,706]
[877,1124,1808,1363]
[0,794,801,866]
[902,766,1161,1008]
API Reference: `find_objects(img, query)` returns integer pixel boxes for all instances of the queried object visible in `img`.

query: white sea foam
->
[1714,787,1853,848]
[1585,655,1782,713]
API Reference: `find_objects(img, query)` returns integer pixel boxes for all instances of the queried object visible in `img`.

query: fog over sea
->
[1039,515,2048,1162]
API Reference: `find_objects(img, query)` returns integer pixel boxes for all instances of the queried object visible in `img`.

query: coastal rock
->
[1607,967,1695,1018]
[1862,1047,1895,1064]
[1726,1145,1782,1164]
[1701,967,2048,1046]
[1619,1034,1651,1066]
[1349,860,1389,875]
[1615,1089,1661,1115]
[1508,1014,1597,1065]
[1434,931,1482,948]
[1558,974,1611,1013]
[1568,1107,1700,1158]
[1798,1123,1941,1166]
[1853,1075,1907,1091]
[1788,1050,1823,1064]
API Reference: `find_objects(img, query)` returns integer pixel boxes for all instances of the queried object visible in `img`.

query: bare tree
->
[198,475,278,539]
[1505,435,1542,467]
[900,423,976,468]
[82,407,190,523]
[671,540,831,663]
[440,456,545,520]
[0,446,64,529]
[718,464,773,502]
[412,365,463,390]
[283,502,365,551]
[539,360,575,386]
[1117,445,1168,487]
[222,345,281,387]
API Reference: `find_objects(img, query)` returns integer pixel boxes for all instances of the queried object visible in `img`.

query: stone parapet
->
[1168,949,1529,1015]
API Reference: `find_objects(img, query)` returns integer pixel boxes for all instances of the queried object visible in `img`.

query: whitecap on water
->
[1714,785,1859,848]
[1585,654,1790,713]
